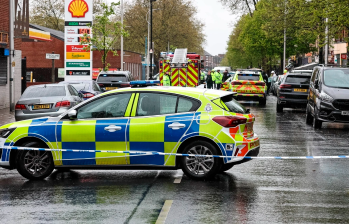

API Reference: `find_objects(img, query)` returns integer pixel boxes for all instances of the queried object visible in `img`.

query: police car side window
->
[177,97,199,113]
[136,93,177,116]
[77,93,132,119]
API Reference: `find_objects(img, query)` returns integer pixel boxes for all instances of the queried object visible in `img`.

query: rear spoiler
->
[204,90,237,101]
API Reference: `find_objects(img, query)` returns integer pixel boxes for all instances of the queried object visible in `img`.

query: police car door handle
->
[104,125,122,132]
[168,122,186,130]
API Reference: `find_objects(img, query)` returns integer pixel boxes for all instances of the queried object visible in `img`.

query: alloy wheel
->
[185,145,214,175]
[23,151,52,177]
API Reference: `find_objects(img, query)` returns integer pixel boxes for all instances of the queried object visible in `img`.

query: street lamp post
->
[121,0,124,71]
[149,0,156,80]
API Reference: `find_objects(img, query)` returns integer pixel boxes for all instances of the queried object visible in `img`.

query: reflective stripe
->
[125,93,136,117]
[131,93,139,117]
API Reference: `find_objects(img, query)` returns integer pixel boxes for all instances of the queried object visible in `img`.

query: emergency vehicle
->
[159,49,203,87]
[0,82,259,180]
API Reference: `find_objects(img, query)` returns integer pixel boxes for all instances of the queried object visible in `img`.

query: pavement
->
[1,96,349,223]
[0,107,15,126]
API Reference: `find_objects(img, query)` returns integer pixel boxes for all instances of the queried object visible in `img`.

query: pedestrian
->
[215,69,223,90]
[206,71,213,89]
[211,69,216,89]
[200,69,205,84]
[271,71,276,77]
[223,69,228,82]
[163,71,171,86]
[261,69,268,82]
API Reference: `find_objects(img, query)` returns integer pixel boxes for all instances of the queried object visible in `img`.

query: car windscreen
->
[324,69,349,88]
[285,75,310,84]
[213,94,247,114]
[237,74,260,81]
[97,74,128,82]
[70,83,90,91]
[21,86,66,98]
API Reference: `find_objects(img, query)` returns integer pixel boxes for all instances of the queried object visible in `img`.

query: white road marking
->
[173,175,182,184]
[156,200,173,224]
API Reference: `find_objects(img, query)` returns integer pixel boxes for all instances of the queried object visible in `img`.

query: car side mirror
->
[246,108,250,113]
[78,93,83,98]
[68,110,77,120]
[314,80,319,89]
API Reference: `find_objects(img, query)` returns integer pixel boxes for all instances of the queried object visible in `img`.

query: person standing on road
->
[223,69,228,82]
[206,71,213,89]
[163,71,171,86]
[200,69,205,84]
[215,69,223,90]
[211,69,216,89]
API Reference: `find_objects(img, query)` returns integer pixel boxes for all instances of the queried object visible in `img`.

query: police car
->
[0,81,260,180]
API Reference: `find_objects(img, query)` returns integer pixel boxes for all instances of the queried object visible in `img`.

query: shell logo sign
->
[68,0,89,18]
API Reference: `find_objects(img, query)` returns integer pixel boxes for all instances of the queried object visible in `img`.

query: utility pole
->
[324,18,328,65]
[149,0,156,80]
[9,0,14,111]
[121,0,124,71]
[51,51,55,83]
[283,0,287,71]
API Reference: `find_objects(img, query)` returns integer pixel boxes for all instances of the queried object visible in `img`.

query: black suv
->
[276,72,311,112]
[96,71,133,91]
[306,66,349,128]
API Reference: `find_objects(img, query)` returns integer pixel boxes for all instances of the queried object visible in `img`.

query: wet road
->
[1,96,349,223]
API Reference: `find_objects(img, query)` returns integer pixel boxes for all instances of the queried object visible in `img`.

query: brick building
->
[0,0,23,110]
[22,24,143,82]
[203,51,225,71]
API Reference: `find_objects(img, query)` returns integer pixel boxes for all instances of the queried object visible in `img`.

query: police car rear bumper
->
[227,146,260,166]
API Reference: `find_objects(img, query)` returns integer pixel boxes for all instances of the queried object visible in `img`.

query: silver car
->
[15,84,83,121]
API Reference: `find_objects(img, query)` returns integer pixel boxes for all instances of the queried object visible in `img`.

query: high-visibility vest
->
[163,75,171,86]
[200,72,205,80]
[215,72,222,84]
[211,72,216,81]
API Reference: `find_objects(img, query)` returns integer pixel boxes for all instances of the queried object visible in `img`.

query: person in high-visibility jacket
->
[163,71,171,86]
[200,69,205,84]
[211,69,216,89]
[215,69,223,90]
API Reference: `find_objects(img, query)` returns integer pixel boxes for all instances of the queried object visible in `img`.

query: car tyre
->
[305,106,313,125]
[180,140,221,180]
[219,163,234,173]
[17,141,54,180]
[259,97,266,106]
[276,102,283,113]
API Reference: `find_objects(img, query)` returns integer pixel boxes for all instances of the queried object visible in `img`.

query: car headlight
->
[320,92,334,103]
[0,128,16,138]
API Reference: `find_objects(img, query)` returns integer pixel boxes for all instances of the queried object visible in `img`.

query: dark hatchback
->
[96,71,133,91]
[60,80,103,100]
[306,66,349,128]
[277,73,311,112]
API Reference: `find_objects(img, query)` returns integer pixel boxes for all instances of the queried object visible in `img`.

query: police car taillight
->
[212,116,247,127]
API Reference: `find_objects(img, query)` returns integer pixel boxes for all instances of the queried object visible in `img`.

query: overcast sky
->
[192,0,239,56]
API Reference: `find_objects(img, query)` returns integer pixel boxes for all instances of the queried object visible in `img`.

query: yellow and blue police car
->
[0,81,260,180]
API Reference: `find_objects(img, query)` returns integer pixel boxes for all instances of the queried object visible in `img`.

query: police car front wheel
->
[16,141,54,180]
[180,141,221,180]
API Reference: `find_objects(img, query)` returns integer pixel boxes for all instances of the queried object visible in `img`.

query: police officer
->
[200,69,205,84]
[211,69,216,89]
[215,69,223,90]
[163,71,171,86]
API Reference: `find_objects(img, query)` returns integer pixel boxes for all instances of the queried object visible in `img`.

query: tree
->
[80,2,129,71]
[29,0,106,32]
[219,0,259,16]
[123,0,205,63]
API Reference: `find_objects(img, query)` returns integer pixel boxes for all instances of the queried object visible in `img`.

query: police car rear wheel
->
[180,141,221,180]
[17,141,54,180]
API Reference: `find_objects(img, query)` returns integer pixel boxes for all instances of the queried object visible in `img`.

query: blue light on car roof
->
[130,80,160,87]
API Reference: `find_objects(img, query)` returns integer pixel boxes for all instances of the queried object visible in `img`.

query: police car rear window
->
[212,95,247,114]
[238,74,260,81]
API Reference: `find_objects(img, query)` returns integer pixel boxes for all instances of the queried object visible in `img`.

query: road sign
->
[46,53,60,60]
[341,54,347,60]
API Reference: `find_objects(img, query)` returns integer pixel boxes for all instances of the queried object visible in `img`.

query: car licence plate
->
[33,104,50,110]
[341,111,349,116]
[294,88,307,92]
[105,87,118,90]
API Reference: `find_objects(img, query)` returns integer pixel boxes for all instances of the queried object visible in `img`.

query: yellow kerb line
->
[156,200,173,224]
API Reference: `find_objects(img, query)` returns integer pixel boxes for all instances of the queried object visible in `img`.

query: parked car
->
[272,75,285,96]
[268,76,278,94]
[96,71,133,91]
[59,80,103,100]
[276,72,311,112]
[1,84,260,180]
[15,84,83,121]
[306,66,349,129]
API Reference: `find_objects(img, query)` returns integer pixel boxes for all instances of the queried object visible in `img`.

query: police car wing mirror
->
[68,109,77,120]
[246,108,250,113]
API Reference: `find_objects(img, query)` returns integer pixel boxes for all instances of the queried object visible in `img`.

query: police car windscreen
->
[98,74,127,82]
[22,86,66,98]
[324,69,349,88]
[286,75,310,84]
[238,74,260,81]
[70,83,90,91]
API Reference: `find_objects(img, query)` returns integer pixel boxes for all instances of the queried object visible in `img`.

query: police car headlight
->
[0,128,16,138]
[320,92,334,103]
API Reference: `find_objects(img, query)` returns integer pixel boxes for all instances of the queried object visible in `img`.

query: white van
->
[214,66,231,72]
